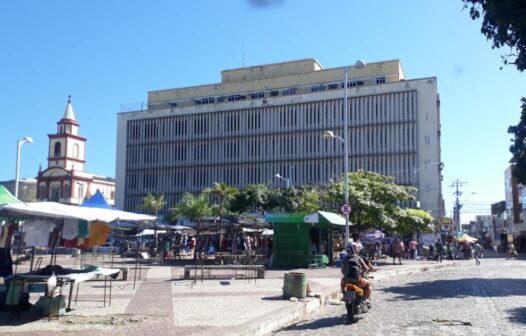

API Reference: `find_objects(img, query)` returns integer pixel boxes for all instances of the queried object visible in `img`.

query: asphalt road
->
[274,257,526,336]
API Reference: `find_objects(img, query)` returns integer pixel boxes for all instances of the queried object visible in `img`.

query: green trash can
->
[282,272,307,299]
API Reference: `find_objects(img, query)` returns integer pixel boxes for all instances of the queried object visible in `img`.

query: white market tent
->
[0,201,156,223]
[135,229,167,237]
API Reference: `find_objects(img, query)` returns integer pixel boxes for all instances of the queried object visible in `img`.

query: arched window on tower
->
[54,142,61,157]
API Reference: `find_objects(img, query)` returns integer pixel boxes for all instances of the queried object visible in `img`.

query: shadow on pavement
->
[0,309,42,326]
[380,278,526,300]
[261,295,284,301]
[279,315,347,331]
[507,307,526,324]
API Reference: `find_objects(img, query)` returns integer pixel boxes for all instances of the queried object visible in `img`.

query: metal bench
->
[183,264,265,280]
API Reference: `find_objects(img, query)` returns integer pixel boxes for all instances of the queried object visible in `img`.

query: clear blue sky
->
[1,0,524,222]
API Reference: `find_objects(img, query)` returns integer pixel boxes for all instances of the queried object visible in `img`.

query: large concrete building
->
[116,59,443,217]
[37,96,116,205]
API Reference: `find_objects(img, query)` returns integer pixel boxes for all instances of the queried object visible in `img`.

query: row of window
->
[125,153,419,195]
[126,123,417,167]
[128,91,417,142]
[174,77,384,107]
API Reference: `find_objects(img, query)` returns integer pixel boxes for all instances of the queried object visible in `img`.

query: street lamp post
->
[322,61,366,245]
[274,173,290,188]
[14,136,34,198]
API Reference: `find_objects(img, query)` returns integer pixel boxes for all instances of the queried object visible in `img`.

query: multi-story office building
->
[116,59,443,218]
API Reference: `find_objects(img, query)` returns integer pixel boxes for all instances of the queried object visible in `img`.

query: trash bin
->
[282,272,307,299]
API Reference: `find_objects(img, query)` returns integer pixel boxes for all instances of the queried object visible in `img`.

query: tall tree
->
[462,0,526,71]
[396,208,434,236]
[229,184,270,213]
[138,193,166,250]
[204,182,239,250]
[166,192,212,223]
[508,98,526,184]
[139,193,166,217]
[320,170,416,233]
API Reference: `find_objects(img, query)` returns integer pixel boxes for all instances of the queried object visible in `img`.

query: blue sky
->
[1,0,524,222]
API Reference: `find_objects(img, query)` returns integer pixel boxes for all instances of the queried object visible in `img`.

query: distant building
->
[116,59,443,217]
[0,179,37,202]
[36,96,115,205]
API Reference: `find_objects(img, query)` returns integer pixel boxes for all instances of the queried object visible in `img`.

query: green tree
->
[166,192,212,223]
[138,193,166,249]
[508,98,526,184]
[204,182,239,250]
[320,170,416,233]
[229,184,270,213]
[396,208,434,236]
[462,0,526,71]
[139,193,166,217]
[280,187,320,212]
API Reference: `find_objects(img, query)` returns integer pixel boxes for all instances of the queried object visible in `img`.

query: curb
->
[232,261,463,336]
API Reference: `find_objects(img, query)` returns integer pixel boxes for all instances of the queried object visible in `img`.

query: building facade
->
[0,179,37,202]
[36,96,116,205]
[116,59,443,217]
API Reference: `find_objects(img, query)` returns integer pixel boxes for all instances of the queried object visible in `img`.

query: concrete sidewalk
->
[0,258,465,336]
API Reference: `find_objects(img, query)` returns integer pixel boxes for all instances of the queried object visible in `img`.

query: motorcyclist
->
[341,242,372,303]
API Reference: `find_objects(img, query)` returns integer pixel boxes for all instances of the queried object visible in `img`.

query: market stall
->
[265,211,346,268]
[0,196,155,314]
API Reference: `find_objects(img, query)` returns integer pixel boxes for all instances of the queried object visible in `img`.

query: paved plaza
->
[0,254,523,335]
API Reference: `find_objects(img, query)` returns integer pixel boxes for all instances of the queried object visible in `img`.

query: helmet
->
[346,242,359,254]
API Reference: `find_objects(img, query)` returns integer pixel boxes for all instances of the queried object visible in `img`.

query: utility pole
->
[451,179,467,234]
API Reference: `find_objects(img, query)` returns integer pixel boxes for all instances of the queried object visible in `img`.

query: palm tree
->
[204,182,239,251]
[167,193,212,260]
[139,193,166,250]
[167,193,212,223]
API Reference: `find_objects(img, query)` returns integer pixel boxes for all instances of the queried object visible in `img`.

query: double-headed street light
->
[274,173,291,188]
[323,129,349,244]
[15,136,34,198]
[322,61,365,245]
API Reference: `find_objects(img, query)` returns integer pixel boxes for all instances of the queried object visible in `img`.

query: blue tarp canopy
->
[80,190,114,209]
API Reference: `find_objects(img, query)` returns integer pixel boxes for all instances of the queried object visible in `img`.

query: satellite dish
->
[354,60,366,69]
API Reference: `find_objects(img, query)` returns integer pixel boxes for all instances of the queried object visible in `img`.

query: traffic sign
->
[341,203,351,215]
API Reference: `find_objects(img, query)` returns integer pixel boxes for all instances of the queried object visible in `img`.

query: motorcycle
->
[344,282,369,323]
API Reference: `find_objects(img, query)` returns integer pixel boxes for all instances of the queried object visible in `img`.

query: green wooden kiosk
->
[265,211,346,268]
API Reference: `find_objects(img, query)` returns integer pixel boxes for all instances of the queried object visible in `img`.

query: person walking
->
[474,242,482,265]
[408,239,418,260]
[435,239,444,263]
[391,239,403,265]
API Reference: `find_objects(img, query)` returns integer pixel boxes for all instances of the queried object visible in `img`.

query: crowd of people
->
[158,232,273,263]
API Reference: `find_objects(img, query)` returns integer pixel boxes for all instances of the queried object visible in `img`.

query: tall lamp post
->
[15,136,34,198]
[274,173,291,188]
[322,60,366,245]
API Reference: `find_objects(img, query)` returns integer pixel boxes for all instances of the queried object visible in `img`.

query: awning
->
[0,185,22,206]
[0,201,156,223]
[265,211,347,226]
[456,233,477,243]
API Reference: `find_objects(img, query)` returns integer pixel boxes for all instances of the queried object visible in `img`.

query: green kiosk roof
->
[265,211,346,226]
[0,185,22,206]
